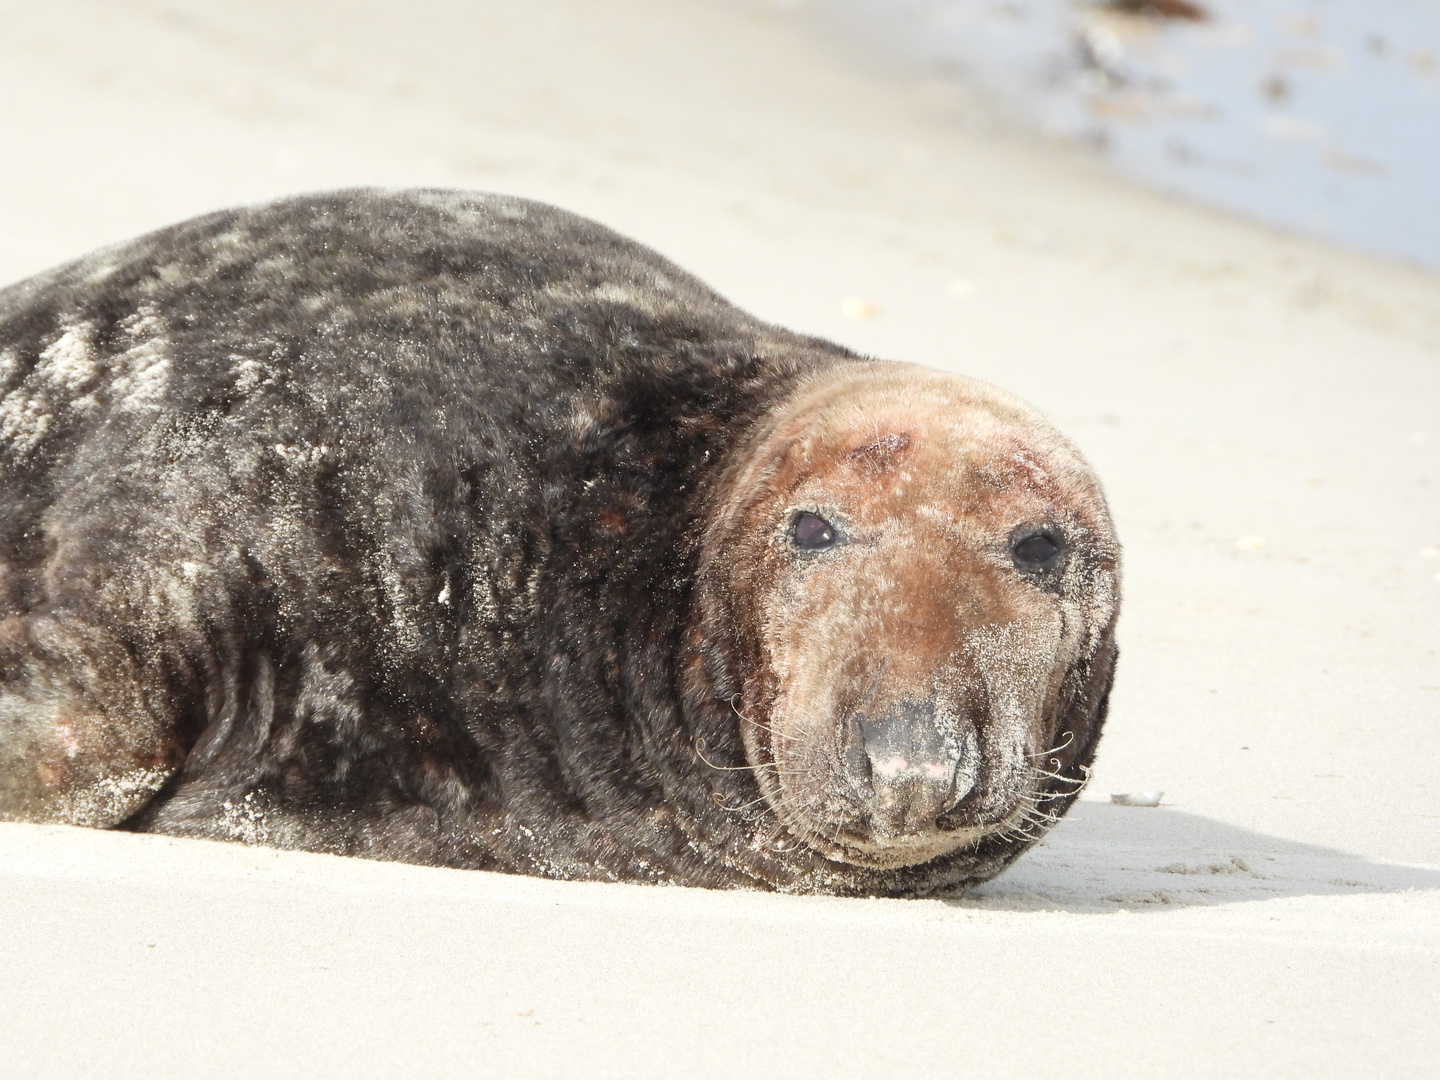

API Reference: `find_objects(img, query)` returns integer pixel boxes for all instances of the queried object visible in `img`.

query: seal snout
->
[844,699,976,838]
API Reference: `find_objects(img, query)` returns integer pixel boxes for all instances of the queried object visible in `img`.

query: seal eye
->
[791,512,837,550]
[1011,529,1064,572]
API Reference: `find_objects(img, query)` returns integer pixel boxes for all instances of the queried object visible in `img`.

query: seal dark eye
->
[1011,529,1065,572]
[791,512,837,550]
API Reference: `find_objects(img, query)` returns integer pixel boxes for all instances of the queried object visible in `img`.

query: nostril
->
[842,717,873,789]
[857,700,945,769]
[849,699,975,833]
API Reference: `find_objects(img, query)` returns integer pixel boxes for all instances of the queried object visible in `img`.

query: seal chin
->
[827,824,973,868]
[798,802,1033,870]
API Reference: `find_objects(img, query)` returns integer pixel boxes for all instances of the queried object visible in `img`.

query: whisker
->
[1025,760,1091,789]
[712,790,770,813]
[1028,730,1075,760]
[694,736,775,773]
[728,695,801,744]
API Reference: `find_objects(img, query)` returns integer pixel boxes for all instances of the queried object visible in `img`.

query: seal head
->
[694,363,1119,879]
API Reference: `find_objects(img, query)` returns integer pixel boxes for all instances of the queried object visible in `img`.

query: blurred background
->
[811,0,1440,270]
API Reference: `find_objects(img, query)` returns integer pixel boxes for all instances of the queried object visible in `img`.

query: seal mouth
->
[802,795,1043,869]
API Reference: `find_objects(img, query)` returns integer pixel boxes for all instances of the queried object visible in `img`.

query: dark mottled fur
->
[0,190,1111,894]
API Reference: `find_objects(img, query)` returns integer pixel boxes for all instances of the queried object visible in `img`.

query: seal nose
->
[845,699,974,836]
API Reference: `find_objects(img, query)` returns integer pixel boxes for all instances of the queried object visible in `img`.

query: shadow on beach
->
[955,800,1440,913]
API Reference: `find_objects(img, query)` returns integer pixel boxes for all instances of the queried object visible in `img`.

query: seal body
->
[0,190,1119,895]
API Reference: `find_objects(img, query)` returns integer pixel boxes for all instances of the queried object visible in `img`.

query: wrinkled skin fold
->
[0,190,1119,896]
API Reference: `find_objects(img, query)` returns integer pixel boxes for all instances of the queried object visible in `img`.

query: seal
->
[0,189,1119,895]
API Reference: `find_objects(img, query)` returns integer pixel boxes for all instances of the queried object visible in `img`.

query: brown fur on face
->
[699,363,1120,871]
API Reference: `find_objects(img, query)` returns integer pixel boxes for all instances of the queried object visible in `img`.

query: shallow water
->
[818,0,1440,270]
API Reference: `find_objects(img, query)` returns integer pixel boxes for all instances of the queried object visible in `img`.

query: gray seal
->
[0,190,1119,895]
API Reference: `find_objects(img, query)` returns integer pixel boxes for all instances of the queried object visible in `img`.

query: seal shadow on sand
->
[953,801,1440,913]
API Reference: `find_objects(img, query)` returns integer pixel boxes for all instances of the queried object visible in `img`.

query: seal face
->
[695,365,1119,877]
[0,189,1119,895]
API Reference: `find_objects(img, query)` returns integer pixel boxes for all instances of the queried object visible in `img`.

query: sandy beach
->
[1,1,1437,1075]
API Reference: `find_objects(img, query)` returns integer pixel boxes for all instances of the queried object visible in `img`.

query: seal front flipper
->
[0,613,181,826]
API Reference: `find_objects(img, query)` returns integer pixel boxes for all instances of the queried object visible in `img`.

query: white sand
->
[1,1,1437,1075]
